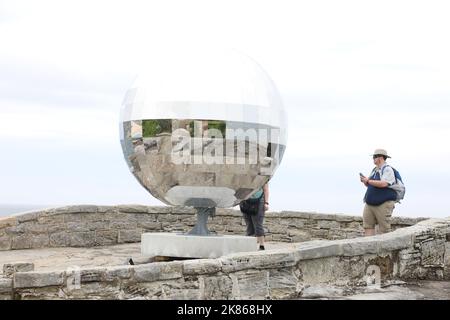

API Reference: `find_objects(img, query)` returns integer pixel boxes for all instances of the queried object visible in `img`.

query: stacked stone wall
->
[0,218,448,300]
[0,205,425,250]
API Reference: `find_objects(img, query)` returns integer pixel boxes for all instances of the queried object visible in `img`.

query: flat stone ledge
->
[116,205,154,213]
[182,259,222,275]
[220,248,297,273]
[392,216,428,225]
[276,211,312,219]
[335,215,360,222]
[14,271,65,288]
[0,277,13,294]
[133,261,183,283]
[104,265,133,281]
[3,262,34,277]
[296,241,344,260]
[52,205,99,214]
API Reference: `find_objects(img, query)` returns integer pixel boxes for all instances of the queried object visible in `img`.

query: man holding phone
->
[360,149,397,236]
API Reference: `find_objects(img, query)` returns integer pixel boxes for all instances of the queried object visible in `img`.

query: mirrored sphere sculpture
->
[120,48,287,209]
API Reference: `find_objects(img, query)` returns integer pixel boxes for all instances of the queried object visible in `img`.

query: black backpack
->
[239,196,262,215]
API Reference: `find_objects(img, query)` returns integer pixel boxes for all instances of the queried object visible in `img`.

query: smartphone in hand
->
[359,172,365,178]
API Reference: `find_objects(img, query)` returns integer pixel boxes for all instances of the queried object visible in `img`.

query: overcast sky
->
[1,0,449,218]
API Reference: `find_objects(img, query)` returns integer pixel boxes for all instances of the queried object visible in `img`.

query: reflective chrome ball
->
[120,48,287,208]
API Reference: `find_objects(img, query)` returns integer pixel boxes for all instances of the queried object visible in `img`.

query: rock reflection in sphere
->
[120,49,287,209]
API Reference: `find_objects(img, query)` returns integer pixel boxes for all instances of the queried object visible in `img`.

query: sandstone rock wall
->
[1,218,449,300]
[0,205,425,251]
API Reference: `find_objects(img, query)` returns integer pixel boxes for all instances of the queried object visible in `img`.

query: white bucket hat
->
[372,148,391,158]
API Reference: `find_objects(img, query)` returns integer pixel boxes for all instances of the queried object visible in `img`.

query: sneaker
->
[259,245,265,251]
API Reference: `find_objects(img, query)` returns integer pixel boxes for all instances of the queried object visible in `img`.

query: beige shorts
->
[363,201,395,233]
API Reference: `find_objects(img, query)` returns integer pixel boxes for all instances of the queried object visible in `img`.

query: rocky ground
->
[343,281,450,300]
[299,281,450,300]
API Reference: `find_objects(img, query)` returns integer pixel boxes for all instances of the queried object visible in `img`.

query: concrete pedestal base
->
[141,233,258,258]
